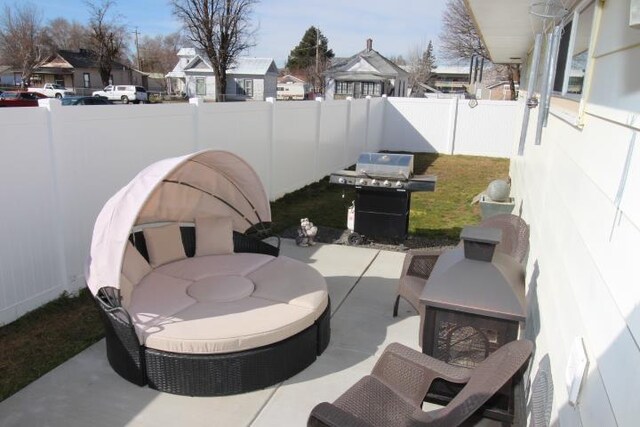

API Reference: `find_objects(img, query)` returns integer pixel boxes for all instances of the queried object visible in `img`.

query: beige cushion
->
[128,254,329,354]
[119,274,135,309]
[128,271,195,331]
[154,253,274,281]
[249,256,328,312]
[143,224,186,268]
[122,242,152,285]
[195,216,234,256]
[141,297,316,354]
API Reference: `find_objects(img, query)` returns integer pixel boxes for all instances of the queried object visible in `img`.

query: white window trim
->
[549,0,602,127]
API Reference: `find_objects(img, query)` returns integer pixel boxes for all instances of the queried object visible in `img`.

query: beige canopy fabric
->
[85,150,271,295]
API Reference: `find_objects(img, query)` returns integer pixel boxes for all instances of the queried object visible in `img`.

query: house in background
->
[429,65,470,94]
[31,49,142,94]
[0,65,19,87]
[325,39,409,100]
[166,48,278,101]
[277,74,310,100]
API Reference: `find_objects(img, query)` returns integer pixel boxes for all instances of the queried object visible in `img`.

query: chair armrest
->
[403,249,444,280]
[308,402,373,427]
[371,343,471,406]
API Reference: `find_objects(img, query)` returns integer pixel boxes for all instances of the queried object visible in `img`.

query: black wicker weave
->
[95,225,330,396]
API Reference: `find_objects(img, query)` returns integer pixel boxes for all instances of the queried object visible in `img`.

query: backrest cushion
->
[122,241,152,284]
[195,216,234,256]
[143,223,187,268]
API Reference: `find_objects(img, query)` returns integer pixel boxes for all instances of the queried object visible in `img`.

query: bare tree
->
[86,0,128,86]
[439,0,487,61]
[171,0,258,101]
[408,40,436,97]
[0,4,50,88]
[46,18,90,51]
[439,0,518,99]
[136,32,183,74]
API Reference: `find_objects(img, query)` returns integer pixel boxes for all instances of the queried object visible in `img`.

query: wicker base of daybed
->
[101,299,331,396]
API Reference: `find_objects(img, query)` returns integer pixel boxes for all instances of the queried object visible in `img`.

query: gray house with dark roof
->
[30,49,143,94]
[325,39,409,100]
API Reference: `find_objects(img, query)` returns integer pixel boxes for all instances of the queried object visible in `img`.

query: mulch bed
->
[280,225,457,253]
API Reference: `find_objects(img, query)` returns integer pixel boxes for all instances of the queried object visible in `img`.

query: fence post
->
[364,96,372,153]
[39,98,71,292]
[266,97,276,201]
[315,97,323,181]
[189,97,202,151]
[447,97,459,155]
[345,97,353,168]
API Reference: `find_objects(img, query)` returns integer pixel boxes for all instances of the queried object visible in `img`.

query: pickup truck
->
[28,83,75,98]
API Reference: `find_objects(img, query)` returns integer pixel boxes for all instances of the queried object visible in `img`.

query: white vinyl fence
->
[0,96,518,325]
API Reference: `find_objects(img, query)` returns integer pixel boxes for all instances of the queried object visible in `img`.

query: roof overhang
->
[466,0,543,64]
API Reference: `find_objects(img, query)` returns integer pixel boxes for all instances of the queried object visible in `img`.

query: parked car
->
[92,85,148,104]
[61,96,112,106]
[0,91,48,107]
[28,83,75,98]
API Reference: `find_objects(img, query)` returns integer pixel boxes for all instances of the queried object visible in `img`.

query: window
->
[108,75,114,85]
[361,82,381,96]
[553,1,595,96]
[196,78,206,96]
[237,79,253,97]
[336,81,354,95]
[83,73,91,88]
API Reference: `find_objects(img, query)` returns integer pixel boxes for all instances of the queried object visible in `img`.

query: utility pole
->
[133,27,141,71]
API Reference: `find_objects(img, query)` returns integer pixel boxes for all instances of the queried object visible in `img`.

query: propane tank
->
[347,201,355,231]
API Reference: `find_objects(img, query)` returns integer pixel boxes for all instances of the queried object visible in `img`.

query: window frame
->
[195,77,206,96]
[83,73,91,88]
[552,0,596,100]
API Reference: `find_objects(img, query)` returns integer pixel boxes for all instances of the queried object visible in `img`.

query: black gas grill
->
[330,153,436,243]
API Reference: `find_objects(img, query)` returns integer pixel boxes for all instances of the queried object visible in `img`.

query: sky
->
[2,0,448,67]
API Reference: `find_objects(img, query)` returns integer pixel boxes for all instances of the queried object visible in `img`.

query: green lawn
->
[271,153,510,241]
[0,152,509,402]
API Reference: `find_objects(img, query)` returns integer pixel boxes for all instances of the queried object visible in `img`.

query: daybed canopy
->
[86,150,271,295]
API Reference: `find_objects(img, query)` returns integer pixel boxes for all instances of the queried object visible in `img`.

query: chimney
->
[366,38,373,52]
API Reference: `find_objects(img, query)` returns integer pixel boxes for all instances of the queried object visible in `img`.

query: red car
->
[0,91,48,107]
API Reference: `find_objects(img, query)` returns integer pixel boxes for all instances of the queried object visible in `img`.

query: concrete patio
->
[0,239,427,427]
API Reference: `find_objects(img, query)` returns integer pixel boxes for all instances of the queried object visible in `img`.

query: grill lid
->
[356,152,414,179]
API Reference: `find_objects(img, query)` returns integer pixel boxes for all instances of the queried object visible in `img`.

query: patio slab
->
[0,241,423,427]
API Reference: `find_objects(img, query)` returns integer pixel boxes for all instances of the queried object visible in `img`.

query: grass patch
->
[0,152,508,403]
[0,289,104,402]
[271,153,510,241]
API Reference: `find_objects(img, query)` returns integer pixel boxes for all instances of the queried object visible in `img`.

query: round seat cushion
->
[128,254,328,354]
[187,275,254,302]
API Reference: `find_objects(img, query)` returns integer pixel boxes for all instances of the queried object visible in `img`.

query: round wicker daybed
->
[85,150,330,396]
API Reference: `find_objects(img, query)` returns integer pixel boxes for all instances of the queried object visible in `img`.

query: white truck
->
[28,83,75,98]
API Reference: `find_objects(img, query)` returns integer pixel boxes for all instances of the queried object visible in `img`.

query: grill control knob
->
[371,179,377,185]
[395,181,403,188]
[338,177,345,184]
[358,178,366,185]
[383,180,390,187]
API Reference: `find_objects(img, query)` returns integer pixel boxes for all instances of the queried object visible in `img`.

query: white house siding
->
[185,74,216,100]
[264,74,277,99]
[513,2,640,426]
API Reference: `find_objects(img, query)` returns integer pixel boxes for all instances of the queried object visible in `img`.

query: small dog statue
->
[296,218,318,246]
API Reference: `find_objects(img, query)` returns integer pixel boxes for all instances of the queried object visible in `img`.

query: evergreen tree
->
[286,26,334,71]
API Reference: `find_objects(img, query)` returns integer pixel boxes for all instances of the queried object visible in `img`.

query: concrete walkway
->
[0,240,421,427]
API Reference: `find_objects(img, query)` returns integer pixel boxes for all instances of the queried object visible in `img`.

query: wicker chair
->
[308,339,533,427]
[393,214,530,319]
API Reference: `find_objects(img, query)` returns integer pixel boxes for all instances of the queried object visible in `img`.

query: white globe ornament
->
[486,179,510,202]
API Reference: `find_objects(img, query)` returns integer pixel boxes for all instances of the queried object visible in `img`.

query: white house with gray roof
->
[166,48,278,101]
[324,39,409,100]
